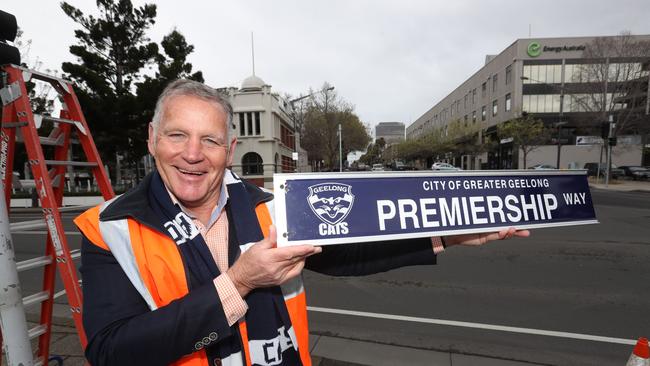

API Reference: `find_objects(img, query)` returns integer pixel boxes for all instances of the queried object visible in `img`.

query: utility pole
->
[338,123,342,172]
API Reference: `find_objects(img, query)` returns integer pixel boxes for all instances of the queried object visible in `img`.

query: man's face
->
[148,95,236,210]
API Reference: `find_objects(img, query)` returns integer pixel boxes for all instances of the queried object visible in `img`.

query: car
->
[528,164,556,170]
[371,163,385,171]
[583,162,624,179]
[431,162,462,171]
[619,166,650,180]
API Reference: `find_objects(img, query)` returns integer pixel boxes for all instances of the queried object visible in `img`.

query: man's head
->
[148,79,237,211]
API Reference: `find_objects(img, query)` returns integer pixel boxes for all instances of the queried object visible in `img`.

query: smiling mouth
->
[177,167,205,176]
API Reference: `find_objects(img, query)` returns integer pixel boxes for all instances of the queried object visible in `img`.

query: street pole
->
[556,91,564,169]
[338,123,342,172]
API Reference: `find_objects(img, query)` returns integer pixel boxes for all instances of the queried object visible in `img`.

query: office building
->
[376,122,405,145]
[407,34,650,169]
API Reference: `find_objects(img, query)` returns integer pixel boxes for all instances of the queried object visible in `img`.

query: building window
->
[464,94,468,109]
[481,106,486,121]
[450,104,454,117]
[281,124,295,149]
[281,155,296,173]
[238,113,245,135]
[492,99,498,116]
[505,93,511,112]
[505,65,512,85]
[472,111,477,123]
[492,74,498,93]
[472,88,476,104]
[464,115,468,127]
[254,112,261,135]
[481,82,487,98]
[242,152,263,175]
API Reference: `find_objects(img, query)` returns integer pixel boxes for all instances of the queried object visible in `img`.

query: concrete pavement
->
[588,178,650,192]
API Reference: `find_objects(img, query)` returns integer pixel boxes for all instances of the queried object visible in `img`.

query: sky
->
[4,0,650,132]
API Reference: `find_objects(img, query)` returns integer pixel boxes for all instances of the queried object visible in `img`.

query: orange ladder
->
[0,64,114,365]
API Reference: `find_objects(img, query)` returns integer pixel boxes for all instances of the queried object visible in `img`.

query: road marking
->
[307,306,636,345]
[11,231,81,236]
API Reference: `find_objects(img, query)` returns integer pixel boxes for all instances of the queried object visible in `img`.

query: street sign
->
[576,136,603,146]
[273,171,598,246]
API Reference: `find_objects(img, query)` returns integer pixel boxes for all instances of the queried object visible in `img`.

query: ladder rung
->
[36,114,78,125]
[44,160,98,167]
[16,249,80,273]
[23,291,49,307]
[39,134,65,146]
[28,324,47,339]
[2,121,27,128]
[16,255,52,272]
[53,288,67,300]
[10,218,46,231]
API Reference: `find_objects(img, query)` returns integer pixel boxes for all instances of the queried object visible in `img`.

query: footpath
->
[9,180,649,365]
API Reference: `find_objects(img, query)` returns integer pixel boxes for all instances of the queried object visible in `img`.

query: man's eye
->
[167,133,186,141]
[203,138,221,147]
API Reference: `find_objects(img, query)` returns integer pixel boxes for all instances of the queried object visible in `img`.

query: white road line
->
[307,306,636,346]
[11,231,81,236]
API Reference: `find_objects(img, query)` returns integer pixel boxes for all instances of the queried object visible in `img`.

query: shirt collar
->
[166,182,229,228]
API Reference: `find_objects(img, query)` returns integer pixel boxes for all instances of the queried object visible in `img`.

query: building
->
[407,35,650,170]
[220,75,303,188]
[375,122,405,145]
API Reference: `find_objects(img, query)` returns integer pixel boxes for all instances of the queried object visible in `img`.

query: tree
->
[573,33,650,136]
[60,0,158,179]
[299,84,370,170]
[497,114,549,169]
[135,29,204,158]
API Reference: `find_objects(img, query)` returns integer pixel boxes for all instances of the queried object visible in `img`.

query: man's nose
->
[182,137,204,162]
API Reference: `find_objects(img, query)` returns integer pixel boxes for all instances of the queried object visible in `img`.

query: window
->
[254,112,261,135]
[472,89,476,104]
[280,124,295,149]
[464,115,468,127]
[492,99,498,116]
[492,74,498,93]
[238,113,245,135]
[240,112,261,136]
[505,93,511,112]
[281,155,296,173]
[472,111,477,123]
[481,106,486,121]
[242,152,263,175]
[450,104,454,117]
[481,82,487,97]
[505,65,512,85]
[464,94,468,109]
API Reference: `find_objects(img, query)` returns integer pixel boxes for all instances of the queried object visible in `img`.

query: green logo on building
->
[527,41,542,57]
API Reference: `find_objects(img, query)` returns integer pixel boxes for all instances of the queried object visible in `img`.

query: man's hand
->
[227,225,322,297]
[443,227,530,247]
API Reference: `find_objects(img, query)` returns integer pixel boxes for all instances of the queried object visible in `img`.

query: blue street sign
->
[273,171,597,246]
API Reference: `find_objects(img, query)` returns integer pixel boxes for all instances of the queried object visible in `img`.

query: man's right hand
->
[227,225,322,297]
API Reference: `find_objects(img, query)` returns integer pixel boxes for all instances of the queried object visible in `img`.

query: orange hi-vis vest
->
[75,190,311,366]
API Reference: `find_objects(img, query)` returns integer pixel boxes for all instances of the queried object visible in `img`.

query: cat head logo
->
[307,182,355,225]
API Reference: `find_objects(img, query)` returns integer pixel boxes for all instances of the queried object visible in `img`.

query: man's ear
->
[147,123,156,156]
[226,137,237,167]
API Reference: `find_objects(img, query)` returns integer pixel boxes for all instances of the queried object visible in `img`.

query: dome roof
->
[241,75,266,91]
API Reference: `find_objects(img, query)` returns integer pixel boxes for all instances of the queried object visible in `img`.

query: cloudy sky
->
[4,1,650,131]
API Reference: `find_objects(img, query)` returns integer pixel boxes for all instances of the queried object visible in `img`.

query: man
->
[75,79,528,366]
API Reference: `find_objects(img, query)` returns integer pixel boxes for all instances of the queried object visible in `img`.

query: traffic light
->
[600,121,610,139]
[0,10,20,65]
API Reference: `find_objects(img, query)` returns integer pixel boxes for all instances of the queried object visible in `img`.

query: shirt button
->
[209,332,218,341]
[213,359,222,366]
[202,336,210,345]
[195,342,203,350]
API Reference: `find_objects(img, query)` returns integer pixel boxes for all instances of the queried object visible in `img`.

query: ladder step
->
[23,291,49,307]
[16,255,52,272]
[44,160,98,167]
[39,134,65,146]
[34,114,87,135]
[16,249,80,272]
[10,218,46,231]
[2,121,27,128]
[28,324,47,339]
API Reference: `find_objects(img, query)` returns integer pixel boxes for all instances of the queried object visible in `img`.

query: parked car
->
[528,164,556,170]
[431,162,462,171]
[583,162,624,178]
[619,166,650,180]
[371,163,385,171]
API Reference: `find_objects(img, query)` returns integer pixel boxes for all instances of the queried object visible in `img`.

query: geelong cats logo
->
[307,182,354,236]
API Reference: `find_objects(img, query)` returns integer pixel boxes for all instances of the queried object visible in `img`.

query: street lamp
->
[521,76,565,169]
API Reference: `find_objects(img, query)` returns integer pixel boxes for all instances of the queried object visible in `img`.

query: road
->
[8,188,650,365]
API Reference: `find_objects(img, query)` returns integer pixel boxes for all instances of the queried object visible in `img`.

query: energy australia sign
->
[273,171,597,246]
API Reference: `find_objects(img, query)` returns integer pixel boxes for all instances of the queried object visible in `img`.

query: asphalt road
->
[8,188,650,366]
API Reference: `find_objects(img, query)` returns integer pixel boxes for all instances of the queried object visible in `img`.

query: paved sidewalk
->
[588,178,650,192]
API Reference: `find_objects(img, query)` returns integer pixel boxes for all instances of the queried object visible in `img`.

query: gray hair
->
[151,79,234,142]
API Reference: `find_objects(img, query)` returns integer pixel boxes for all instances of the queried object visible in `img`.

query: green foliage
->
[497,114,549,168]
[299,85,371,170]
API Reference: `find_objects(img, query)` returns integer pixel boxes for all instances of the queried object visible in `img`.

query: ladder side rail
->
[1,101,18,209]
[62,88,115,200]
[4,66,87,346]
[37,113,73,361]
